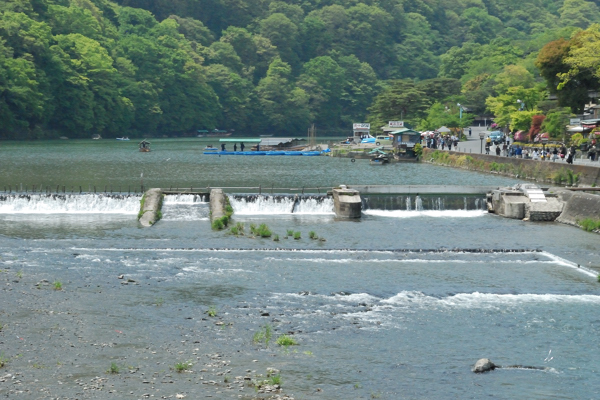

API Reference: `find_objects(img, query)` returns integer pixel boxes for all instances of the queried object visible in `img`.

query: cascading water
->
[228,194,334,215]
[0,193,141,214]
[362,194,488,218]
[161,194,209,221]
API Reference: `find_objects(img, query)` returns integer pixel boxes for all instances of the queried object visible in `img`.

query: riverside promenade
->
[450,126,600,167]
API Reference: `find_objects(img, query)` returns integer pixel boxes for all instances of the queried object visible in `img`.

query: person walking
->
[590,145,597,161]
[566,148,574,164]
[233,143,237,152]
[552,147,558,162]
[240,142,245,151]
[495,145,501,156]
[469,128,472,137]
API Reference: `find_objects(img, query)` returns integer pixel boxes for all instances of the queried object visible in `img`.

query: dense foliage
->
[1,0,600,139]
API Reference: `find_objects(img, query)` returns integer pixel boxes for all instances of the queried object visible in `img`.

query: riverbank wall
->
[422,148,600,187]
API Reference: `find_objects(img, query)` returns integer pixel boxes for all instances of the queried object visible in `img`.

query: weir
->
[362,194,486,211]
[228,194,335,215]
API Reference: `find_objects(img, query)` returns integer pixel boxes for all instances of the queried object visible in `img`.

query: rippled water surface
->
[1,139,600,399]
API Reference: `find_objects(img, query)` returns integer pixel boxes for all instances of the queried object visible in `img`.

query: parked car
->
[489,131,504,145]
[375,135,392,145]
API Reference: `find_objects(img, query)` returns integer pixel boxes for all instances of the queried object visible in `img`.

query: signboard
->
[570,118,581,125]
[353,123,370,130]
[389,121,404,128]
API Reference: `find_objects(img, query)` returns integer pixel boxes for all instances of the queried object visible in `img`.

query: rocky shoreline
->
[0,268,297,399]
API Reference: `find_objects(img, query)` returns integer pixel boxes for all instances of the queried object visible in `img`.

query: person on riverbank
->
[552,147,558,162]
[240,142,245,151]
[590,145,597,161]
[485,141,490,154]
[495,145,501,156]
[566,148,574,164]
[221,143,226,151]
[233,143,237,151]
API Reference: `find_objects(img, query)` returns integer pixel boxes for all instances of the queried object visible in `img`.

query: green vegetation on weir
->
[2,0,600,139]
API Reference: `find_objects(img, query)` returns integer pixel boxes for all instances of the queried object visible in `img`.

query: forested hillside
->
[1,0,599,139]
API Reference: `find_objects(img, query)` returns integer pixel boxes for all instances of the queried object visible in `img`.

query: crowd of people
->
[424,133,461,151]
[425,128,599,165]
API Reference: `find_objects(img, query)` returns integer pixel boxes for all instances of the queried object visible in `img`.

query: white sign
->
[389,121,404,128]
[353,123,370,130]
[570,118,581,125]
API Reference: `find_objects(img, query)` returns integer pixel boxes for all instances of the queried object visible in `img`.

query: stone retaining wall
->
[422,148,600,187]
[554,189,600,227]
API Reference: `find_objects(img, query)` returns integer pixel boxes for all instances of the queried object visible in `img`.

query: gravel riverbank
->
[0,266,297,399]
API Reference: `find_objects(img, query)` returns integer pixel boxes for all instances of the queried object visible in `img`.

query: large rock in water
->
[472,358,497,373]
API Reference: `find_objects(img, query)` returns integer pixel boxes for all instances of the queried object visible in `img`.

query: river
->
[1,138,599,399]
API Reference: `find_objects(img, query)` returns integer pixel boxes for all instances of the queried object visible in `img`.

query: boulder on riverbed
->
[472,358,497,373]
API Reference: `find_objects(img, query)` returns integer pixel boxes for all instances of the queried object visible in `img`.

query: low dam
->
[1,185,598,232]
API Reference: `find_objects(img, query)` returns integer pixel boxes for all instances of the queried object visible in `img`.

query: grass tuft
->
[107,362,119,374]
[276,334,298,347]
[174,361,192,373]
[53,281,62,290]
[253,324,272,347]
[207,305,217,317]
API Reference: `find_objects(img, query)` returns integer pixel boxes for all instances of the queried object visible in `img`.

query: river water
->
[1,138,600,399]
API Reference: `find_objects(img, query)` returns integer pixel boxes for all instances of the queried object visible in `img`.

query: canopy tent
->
[437,126,451,133]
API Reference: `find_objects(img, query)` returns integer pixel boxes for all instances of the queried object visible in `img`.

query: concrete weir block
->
[139,188,164,227]
[209,188,227,222]
[332,186,362,219]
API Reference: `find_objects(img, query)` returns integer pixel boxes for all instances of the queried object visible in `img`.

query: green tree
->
[559,0,600,29]
[438,42,484,79]
[205,64,253,130]
[255,58,310,133]
[367,80,429,128]
[540,108,571,138]
[259,13,299,69]
[535,36,598,113]
[49,33,132,135]
[298,56,345,126]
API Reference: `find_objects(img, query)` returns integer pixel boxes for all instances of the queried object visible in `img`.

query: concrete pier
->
[488,184,564,222]
[332,186,362,219]
[209,188,227,223]
[138,188,163,227]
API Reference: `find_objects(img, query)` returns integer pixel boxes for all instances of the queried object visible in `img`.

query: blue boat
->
[266,151,286,155]
[301,151,321,156]
[285,151,303,156]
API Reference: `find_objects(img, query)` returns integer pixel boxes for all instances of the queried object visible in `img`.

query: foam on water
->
[161,194,210,221]
[363,209,487,218]
[382,291,600,308]
[229,195,334,215]
[163,194,208,204]
[0,194,140,214]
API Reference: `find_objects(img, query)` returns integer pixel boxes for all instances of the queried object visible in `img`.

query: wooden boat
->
[116,137,130,141]
[369,148,389,165]
[139,140,151,152]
